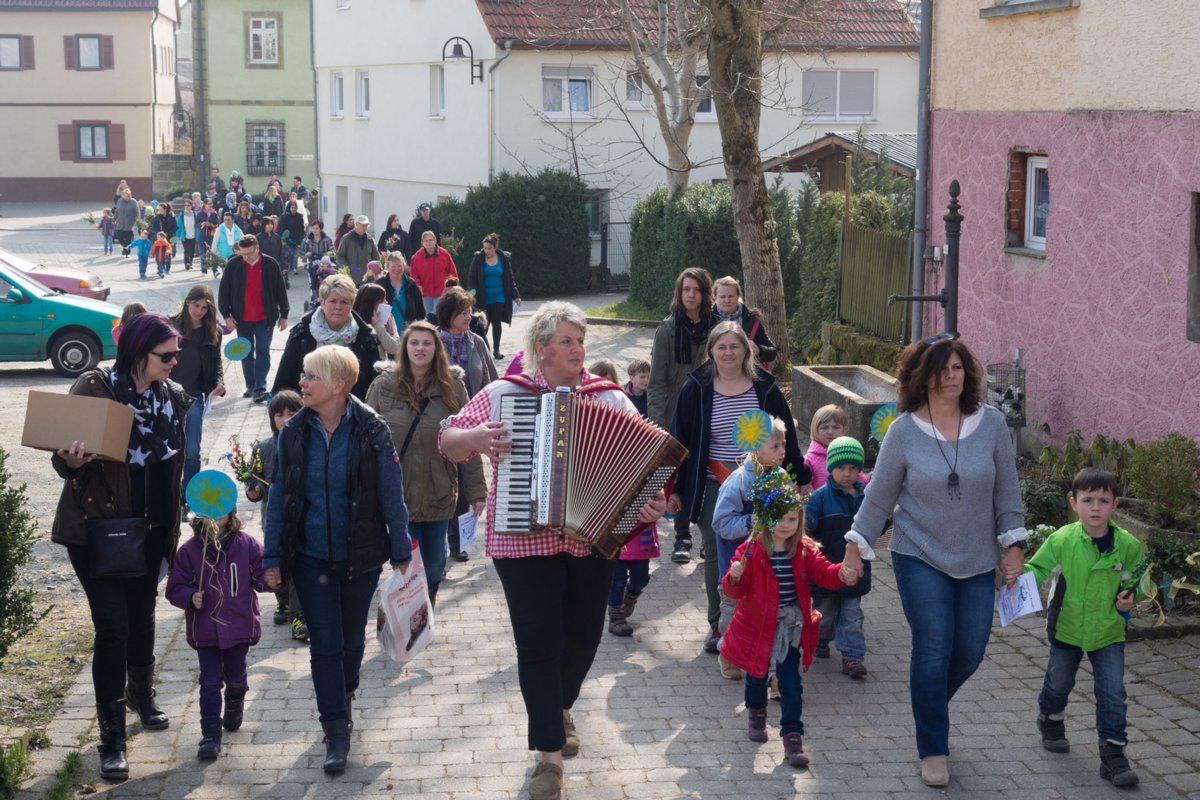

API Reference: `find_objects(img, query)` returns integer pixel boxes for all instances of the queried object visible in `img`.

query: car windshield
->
[0,251,56,297]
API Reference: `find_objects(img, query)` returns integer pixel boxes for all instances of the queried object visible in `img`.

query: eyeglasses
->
[149,349,181,364]
[922,332,957,346]
[300,371,323,383]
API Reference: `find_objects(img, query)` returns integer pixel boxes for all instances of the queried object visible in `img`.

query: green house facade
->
[195,0,316,193]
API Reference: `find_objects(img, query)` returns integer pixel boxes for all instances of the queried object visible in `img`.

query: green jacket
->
[1025,521,1144,652]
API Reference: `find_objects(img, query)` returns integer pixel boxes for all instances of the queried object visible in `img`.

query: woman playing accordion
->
[439,301,667,800]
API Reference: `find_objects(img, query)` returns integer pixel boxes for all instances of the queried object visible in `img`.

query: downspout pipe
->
[310,0,321,202]
[487,39,513,185]
[910,0,932,342]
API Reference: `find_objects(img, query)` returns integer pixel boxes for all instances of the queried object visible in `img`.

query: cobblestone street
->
[3,206,1199,799]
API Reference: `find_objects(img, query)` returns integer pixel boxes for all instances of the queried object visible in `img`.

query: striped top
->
[770,550,798,607]
[707,386,759,479]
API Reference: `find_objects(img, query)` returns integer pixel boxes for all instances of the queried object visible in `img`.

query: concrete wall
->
[933,1,1200,112]
[202,0,316,188]
[924,110,1200,442]
[0,3,177,201]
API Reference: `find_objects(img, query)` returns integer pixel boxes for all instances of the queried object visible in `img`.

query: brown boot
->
[782,732,809,767]
[607,605,633,636]
[621,588,641,619]
[528,761,563,800]
[562,710,580,757]
[747,707,768,743]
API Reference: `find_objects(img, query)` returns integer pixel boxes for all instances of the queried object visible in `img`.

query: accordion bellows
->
[496,389,688,558]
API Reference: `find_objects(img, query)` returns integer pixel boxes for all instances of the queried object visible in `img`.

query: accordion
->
[494,387,688,558]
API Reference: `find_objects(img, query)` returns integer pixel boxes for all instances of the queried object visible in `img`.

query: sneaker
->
[1037,713,1069,753]
[291,618,309,642]
[718,653,743,680]
[253,389,268,404]
[703,627,720,654]
[453,551,469,563]
[671,543,691,564]
[561,710,580,757]
[814,643,830,659]
[1099,742,1139,787]
[243,389,254,398]
[841,660,867,679]
[273,603,289,625]
[527,761,563,800]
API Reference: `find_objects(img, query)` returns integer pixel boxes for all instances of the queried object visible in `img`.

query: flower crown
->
[748,467,804,530]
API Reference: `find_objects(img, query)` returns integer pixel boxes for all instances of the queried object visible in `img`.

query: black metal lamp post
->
[889,179,962,336]
[442,36,484,85]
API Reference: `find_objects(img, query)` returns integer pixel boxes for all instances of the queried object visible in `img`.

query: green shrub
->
[1021,479,1069,530]
[0,448,46,665]
[788,184,843,362]
[1038,430,1137,493]
[433,170,591,298]
[1024,523,1057,555]
[0,739,26,800]
[1126,433,1200,526]
[1146,533,1200,585]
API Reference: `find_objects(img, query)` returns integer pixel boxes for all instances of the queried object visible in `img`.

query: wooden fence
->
[838,222,912,343]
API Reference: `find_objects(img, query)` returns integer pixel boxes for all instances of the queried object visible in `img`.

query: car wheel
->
[49,329,101,377]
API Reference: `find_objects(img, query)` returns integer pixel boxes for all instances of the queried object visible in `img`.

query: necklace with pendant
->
[928,406,963,500]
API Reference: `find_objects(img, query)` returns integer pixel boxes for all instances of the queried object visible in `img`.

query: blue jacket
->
[712,455,759,542]
[133,237,153,259]
[805,479,870,597]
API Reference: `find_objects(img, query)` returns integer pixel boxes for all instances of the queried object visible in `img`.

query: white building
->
[313,0,917,265]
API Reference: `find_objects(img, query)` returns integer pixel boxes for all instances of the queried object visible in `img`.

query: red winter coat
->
[720,537,845,679]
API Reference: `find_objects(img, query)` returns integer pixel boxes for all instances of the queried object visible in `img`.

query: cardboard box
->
[22,391,134,462]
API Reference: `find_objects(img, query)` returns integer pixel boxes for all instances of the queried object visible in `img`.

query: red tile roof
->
[475,0,917,50]
[0,0,158,8]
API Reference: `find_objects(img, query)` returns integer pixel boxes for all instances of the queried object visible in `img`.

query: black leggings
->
[68,530,168,703]
[182,238,196,266]
[485,303,505,354]
[493,553,617,751]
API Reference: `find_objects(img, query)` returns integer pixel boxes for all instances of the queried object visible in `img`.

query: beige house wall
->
[932,1,1200,112]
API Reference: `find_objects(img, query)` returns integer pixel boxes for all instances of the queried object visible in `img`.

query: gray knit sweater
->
[849,405,1026,578]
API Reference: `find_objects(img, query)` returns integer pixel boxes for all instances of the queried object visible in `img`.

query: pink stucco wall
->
[925,110,1200,443]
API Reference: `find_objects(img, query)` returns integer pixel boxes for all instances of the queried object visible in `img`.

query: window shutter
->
[109,124,125,161]
[20,35,33,69]
[63,35,76,70]
[58,124,74,160]
[100,35,114,69]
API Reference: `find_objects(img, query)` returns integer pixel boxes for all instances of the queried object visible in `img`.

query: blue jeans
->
[138,255,149,277]
[236,320,274,392]
[103,234,114,254]
[182,393,206,493]
[290,554,381,722]
[745,645,804,736]
[812,594,866,661]
[892,552,996,758]
[422,297,438,316]
[608,559,650,606]
[408,520,449,593]
[1039,641,1127,745]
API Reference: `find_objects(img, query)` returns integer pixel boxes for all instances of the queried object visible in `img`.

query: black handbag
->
[85,467,150,579]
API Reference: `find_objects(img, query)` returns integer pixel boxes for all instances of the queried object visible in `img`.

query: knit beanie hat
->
[825,436,864,471]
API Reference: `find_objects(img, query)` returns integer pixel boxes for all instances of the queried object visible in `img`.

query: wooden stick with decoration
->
[729,410,775,583]
[184,469,239,624]
[222,336,252,388]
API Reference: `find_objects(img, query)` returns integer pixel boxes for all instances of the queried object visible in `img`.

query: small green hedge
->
[433,170,591,298]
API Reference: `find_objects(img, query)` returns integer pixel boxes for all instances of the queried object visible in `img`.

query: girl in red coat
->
[721,476,857,767]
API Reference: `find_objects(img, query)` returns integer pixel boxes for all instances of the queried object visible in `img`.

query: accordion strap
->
[500,374,620,396]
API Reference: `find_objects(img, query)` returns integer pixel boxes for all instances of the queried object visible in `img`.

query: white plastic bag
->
[376,544,434,662]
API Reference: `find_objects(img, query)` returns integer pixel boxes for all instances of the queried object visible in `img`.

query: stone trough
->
[792,364,900,449]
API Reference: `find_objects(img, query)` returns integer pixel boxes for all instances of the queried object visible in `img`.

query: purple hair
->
[114,312,180,377]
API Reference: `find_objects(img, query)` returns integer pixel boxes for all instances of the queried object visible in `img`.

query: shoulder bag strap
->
[397,398,431,461]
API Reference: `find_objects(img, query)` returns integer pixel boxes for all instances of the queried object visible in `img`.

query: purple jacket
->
[167,528,265,650]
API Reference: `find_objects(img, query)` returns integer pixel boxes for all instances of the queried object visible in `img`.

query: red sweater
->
[409,246,458,298]
[720,537,845,679]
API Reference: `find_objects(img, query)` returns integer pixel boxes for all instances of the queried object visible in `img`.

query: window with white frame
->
[625,71,645,106]
[1024,156,1049,250]
[0,36,20,69]
[695,75,715,119]
[801,70,876,121]
[246,122,284,175]
[542,66,595,118]
[77,35,100,69]
[356,70,370,117]
[248,16,279,66]
[429,65,445,116]
[585,189,608,237]
[78,124,107,159]
[331,71,344,117]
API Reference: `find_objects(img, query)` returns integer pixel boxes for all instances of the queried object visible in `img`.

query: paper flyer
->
[458,510,479,553]
[997,571,1043,626]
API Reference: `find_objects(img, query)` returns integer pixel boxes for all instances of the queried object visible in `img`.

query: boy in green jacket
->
[1025,468,1143,788]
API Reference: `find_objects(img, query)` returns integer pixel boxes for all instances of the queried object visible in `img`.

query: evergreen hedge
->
[433,170,592,298]
[0,447,46,665]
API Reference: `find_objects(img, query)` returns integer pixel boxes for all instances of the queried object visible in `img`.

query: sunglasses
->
[149,349,181,364]
[922,332,957,346]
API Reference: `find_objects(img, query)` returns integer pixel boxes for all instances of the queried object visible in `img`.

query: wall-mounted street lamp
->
[442,36,484,85]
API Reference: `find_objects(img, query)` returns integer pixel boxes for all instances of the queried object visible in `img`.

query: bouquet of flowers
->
[219,435,267,488]
[82,211,97,226]
[748,466,803,534]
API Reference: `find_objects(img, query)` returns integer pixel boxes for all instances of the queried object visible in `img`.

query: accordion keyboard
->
[494,393,542,533]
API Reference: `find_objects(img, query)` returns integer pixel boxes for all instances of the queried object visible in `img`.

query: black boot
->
[96,701,129,781]
[345,692,355,728]
[1037,713,1069,753]
[322,719,352,774]
[197,716,222,760]
[1099,742,1139,787]
[125,661,170,730]
[223,690,245,732]
[428,585,438,609]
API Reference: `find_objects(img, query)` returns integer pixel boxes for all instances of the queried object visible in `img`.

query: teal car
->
[0,259,121,376]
